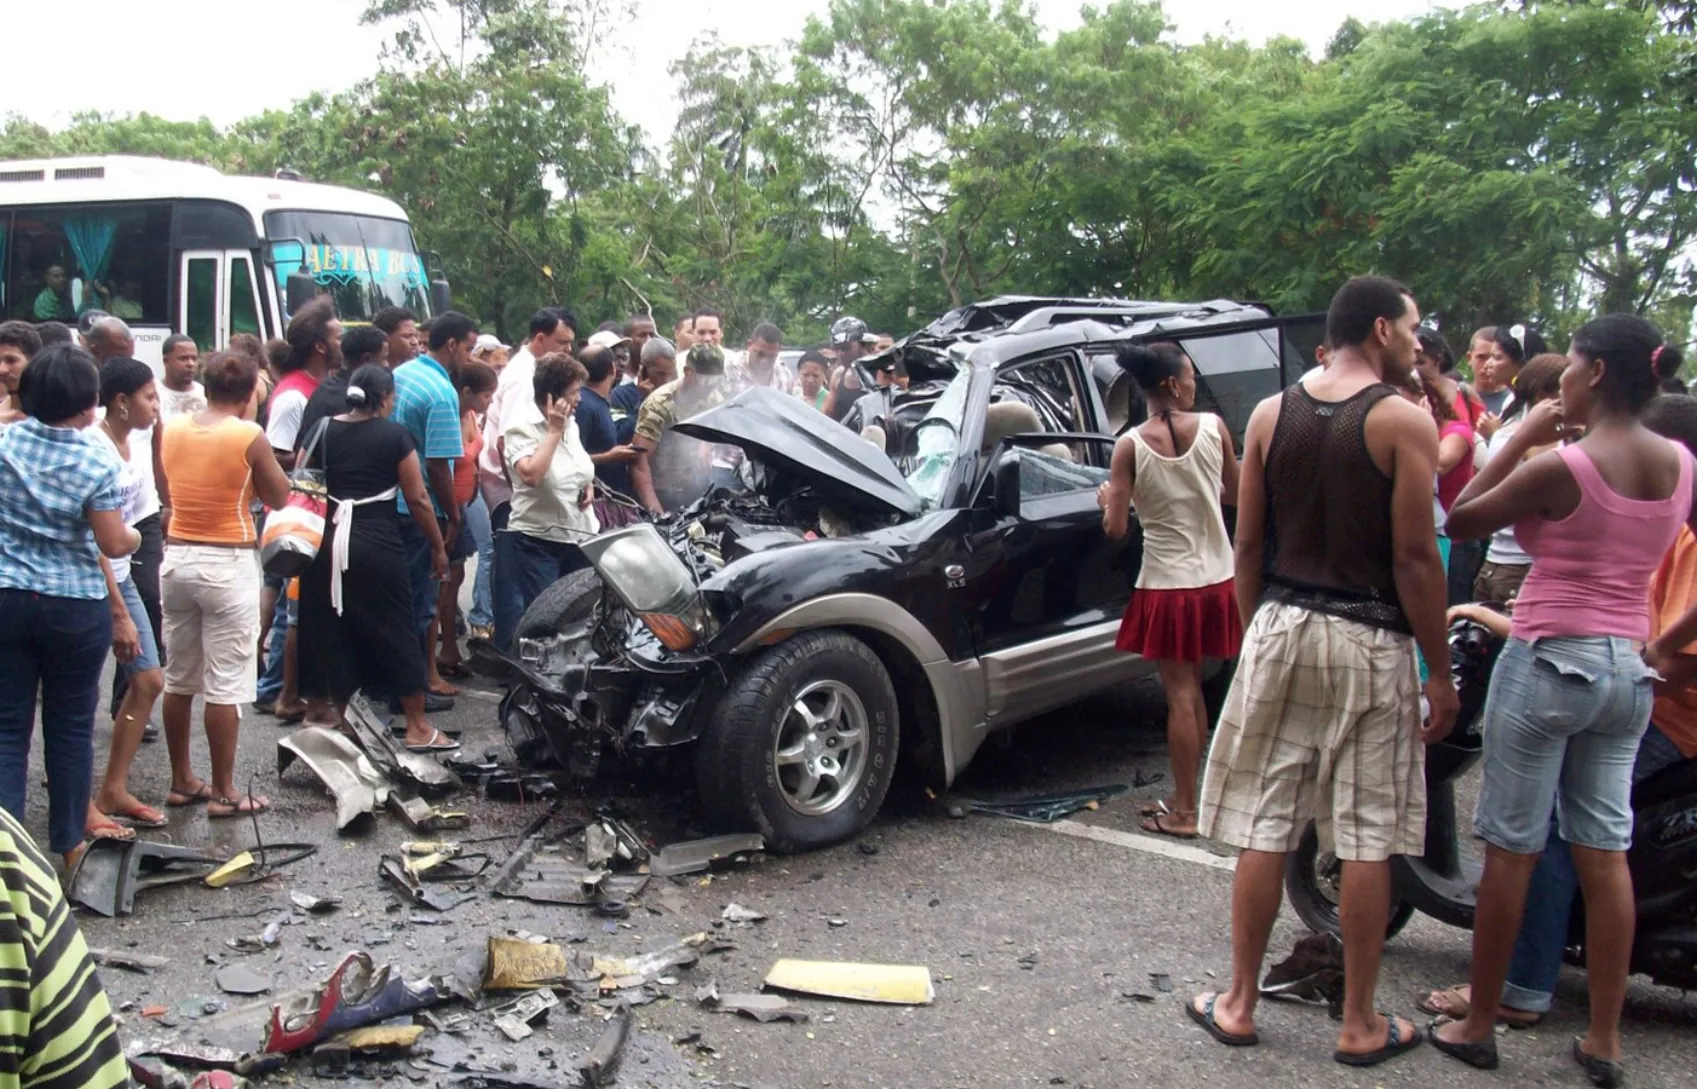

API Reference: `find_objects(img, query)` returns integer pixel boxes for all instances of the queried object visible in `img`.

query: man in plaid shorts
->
[1185,276,1459,1066]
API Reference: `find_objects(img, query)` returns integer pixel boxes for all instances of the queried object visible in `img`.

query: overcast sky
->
[6,0,1448,146]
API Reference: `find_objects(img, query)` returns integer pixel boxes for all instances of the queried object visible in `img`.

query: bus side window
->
[184,256,218,351]
[229,255,260,337]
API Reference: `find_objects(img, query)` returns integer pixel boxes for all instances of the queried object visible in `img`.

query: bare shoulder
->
[1243,393,1283,453]
[1366,391,1437,442]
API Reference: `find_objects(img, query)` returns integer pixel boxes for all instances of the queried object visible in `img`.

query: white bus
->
[0,155,448,370]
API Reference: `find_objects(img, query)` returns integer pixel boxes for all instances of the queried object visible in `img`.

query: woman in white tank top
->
[1098,343,1240,839]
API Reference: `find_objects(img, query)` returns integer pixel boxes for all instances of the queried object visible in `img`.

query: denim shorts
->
[1473,636,1653,854]
[116,577,161,676]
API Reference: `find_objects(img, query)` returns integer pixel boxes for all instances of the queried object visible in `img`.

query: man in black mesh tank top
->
[1185,276,1459,1066]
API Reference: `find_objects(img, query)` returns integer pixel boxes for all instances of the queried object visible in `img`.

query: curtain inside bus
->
[64,215,117,287]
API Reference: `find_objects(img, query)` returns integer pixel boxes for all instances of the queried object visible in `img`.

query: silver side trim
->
[980,620,1156,724]
[733,593,986,786]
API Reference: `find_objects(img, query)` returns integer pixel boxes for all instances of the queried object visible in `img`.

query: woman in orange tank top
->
[159,349,290,819]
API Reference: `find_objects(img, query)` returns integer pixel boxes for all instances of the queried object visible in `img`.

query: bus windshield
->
[265,210,430,323]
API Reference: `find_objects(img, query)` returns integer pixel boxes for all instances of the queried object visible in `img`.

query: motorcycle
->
[1284,613,1697,992]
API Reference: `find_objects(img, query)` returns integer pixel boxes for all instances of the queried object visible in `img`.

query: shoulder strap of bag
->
[295,417,331,481]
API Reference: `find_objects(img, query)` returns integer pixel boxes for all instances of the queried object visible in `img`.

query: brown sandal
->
[1141,811,1199,840]
[1416,985,1542,1028]
[208,794,270,819]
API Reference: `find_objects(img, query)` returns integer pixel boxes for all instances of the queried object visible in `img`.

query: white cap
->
[473,333,507,354]
[587,329,631,350]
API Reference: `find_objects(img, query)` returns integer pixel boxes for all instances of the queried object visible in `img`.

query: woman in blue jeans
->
[1439,316,1694,1085]
[0,345,141,869]
[89,358,170,836]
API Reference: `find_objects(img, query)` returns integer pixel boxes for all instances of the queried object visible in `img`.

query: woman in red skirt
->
[1098,343,1241,838]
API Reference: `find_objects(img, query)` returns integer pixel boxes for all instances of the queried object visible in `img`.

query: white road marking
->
[1023,818,1238,872]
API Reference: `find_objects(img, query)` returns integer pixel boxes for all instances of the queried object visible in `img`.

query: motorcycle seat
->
[1633,757,1697,810]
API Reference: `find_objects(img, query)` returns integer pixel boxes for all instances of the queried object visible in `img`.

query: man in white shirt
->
[156,335,206,423]
[479,306,577,651]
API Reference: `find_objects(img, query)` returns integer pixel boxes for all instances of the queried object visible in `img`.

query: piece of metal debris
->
[289,891,342,914]
[214,964,272,996]
[379,855,475,912]
[389,794,471,832]
[345,692,463,791]
[762,959,934,1005]
[89,948,170,973]
[713,993,809,1023]
[1151,972,1173,994]
[721,902,766,925]
[491,989,559,1040]
[67,839,221,917]
[205,852,256,889]
[650,834,764,877]
[578,1003,630,1088]
[277,725,392,831]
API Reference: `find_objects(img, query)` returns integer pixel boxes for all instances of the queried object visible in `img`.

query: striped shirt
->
[393,355,463,516]
[0,418,125,600]
[0,809,129,1089]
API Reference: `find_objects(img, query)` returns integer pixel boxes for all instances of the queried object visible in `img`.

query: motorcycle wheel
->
[1284,822,1416,941]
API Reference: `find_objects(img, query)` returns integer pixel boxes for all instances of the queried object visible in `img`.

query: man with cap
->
[823,316,881,421]
[629,343,731,514]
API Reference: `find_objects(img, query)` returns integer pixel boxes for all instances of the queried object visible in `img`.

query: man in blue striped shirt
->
[392,312,478,701]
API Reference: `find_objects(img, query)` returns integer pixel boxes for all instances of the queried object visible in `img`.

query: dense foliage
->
[2,0,1691,348]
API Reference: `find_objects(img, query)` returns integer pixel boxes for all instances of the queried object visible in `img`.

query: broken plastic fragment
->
[762,959,934,1005]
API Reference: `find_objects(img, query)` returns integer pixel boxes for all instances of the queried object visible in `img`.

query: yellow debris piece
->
[204,851,255,888]
[762,959,934,1005]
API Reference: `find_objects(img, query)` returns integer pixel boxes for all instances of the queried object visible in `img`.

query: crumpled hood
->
[672,387,922,518]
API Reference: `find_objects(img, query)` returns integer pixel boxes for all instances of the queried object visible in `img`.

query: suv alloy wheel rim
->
[772,679,869,817]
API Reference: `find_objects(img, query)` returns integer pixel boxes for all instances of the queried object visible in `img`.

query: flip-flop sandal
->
[209,795,270,819]
[405,729,461,754]
[1416,985,1543,1028]
[1184,993,1259,1047]
[1142,812,1198,840]
[1573,1038,1626,1088]
[1139,799,1172,818]
[437,660,472,679]
[86,818,136,842]
[428,682,461,697]
[1336,1013,1422,1067]
[108,804,169,829]
[1426,1018,1499,1070]
[166,783,214,807]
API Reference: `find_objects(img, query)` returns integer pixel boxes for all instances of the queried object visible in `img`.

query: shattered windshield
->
[904,369,972,510]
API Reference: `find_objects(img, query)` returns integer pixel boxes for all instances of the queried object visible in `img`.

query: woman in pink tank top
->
[1435,315,1697,1080]
[1099,343,1240,840]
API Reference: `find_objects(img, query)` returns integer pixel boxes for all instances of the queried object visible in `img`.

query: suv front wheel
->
[696,630,899,852]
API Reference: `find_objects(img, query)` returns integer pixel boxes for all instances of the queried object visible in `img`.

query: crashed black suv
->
[502,296,1324,851]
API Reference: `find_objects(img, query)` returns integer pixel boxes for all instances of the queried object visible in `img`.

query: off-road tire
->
[515,568,604,641]
[696,630,899,853]
[1284,821,1415,941]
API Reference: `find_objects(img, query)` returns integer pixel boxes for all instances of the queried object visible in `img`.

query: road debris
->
[277,726,392,831]
[720,902,766,925]
[88,948,170,973]
[490,990,560,1041]
[762,959,934,1005]
[264,952,448,1054]
[650,833,764,877]
[1260,931,1344,1013]
[390,793,471,832]
[379,855,476,912]
[1151,972,1173,994]
[708,993,809,1023]
[68,839,220,916]
[214,964,272,996]
[205,852,256,889]
[578,1003,631,1088]
[484,937,572,990]
[962,784,1130,823]
[288,890,342,914]
[485,770,559,803]
[334,1023,425,1051]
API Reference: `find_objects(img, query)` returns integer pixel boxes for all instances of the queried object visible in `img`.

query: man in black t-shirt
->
[298,326,389,454]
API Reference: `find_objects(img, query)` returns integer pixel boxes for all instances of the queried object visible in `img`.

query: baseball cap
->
[473,333,508,355]
[587,329,631,351]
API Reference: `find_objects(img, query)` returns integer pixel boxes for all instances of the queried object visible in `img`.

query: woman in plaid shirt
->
[0,345,141,869]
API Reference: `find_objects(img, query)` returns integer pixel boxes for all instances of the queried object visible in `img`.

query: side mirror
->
[993,450,1022,519]
[430,278,453,316]
[285,271,319,316]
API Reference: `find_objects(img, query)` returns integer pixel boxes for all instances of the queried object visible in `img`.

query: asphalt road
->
[22,665,1697,1089]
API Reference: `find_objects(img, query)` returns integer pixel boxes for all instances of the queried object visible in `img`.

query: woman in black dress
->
[297,365,454,751]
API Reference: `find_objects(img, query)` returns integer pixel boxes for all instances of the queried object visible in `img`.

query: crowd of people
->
[0,276,1692,1086]
[0,300,895,870]
[1102,277,1692,1085]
